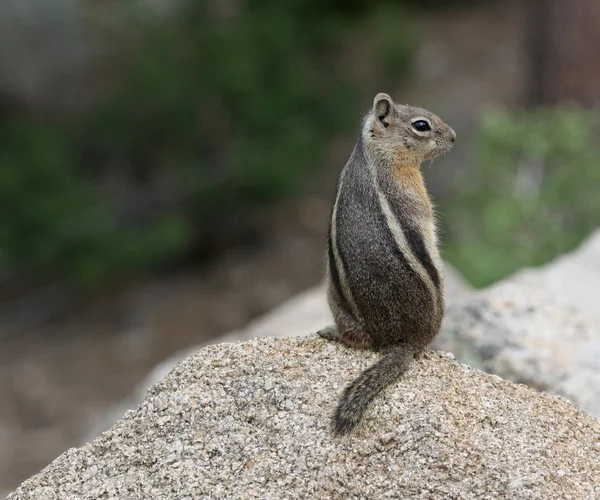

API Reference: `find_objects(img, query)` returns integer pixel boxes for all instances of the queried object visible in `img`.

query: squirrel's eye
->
[412,120,431,132]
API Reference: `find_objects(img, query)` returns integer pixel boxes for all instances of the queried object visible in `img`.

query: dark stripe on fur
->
[402,224,441,290]
[333,141,364,317]
[377,205,421,287]
[367,190,433,348]
[327,225,352,315]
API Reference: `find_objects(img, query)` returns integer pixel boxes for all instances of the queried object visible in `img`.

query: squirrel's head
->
[363,93,456,166]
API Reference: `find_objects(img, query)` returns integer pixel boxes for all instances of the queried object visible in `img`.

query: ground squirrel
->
[319,92,456,436]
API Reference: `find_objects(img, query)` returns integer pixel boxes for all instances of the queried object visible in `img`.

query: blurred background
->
[1,0,600,494]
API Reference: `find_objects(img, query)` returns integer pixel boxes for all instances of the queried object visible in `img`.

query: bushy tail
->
[332,345,415,436]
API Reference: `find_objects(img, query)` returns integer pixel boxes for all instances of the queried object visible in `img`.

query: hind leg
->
[318,308,373,349]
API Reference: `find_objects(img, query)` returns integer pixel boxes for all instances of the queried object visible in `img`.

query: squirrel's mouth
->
[426,142,453,161]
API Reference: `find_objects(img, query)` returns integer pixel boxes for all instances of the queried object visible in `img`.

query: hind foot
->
[317,325,340,341]
[318,318,372,349]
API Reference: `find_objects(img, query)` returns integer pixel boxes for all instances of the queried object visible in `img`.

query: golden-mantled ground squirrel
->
[319,93,456,436]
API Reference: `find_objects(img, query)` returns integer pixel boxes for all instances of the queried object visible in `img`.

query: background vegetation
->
[444,107,600,287]
[0,0,599,292]
[0,0,413,288]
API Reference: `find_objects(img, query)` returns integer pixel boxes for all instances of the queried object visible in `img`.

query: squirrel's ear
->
[373,93,393,126]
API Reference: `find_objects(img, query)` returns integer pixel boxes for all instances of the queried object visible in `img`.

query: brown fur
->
[318,93,455,436]
[394,165,432,212]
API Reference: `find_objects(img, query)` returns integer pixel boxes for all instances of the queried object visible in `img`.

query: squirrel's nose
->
[449,128,456,143]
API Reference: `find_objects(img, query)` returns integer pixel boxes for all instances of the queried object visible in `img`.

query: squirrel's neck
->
[358,133,432,213]
[359,133,432,209]
[393,163,432,213]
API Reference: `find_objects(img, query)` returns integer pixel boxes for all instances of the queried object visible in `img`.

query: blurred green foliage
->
[0,0,413,287]
[443,107,600,287]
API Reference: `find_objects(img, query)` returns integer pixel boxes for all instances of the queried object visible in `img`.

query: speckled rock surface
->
[9,336,600,499]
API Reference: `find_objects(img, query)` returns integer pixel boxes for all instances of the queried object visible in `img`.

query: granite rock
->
[9,336,600,499]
